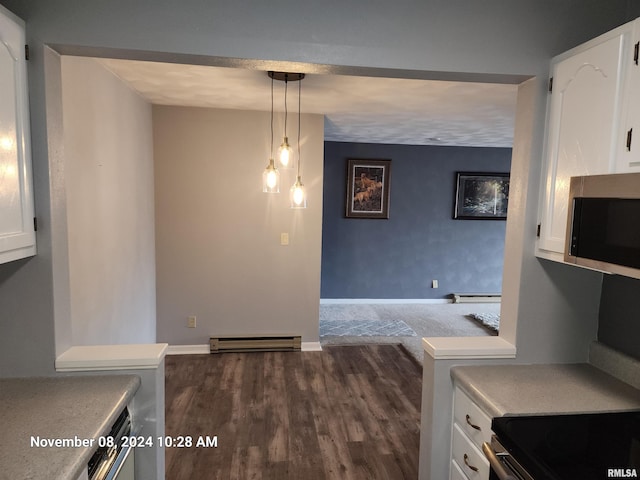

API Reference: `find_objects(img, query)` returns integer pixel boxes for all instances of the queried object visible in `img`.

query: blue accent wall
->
[321,142,512,299]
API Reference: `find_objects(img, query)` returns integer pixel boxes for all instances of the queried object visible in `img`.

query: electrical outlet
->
[187,316,197,328]
[432,280,439,289]
[280,232,289,246]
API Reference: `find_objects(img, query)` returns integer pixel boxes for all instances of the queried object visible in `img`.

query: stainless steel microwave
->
[565,172,640,280]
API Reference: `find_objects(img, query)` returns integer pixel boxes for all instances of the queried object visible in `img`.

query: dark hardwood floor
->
[165,344,423,479]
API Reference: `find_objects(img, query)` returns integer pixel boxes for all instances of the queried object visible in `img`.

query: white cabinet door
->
[0,6,35,264]
[539,28,631,255]
[616,19,640,173]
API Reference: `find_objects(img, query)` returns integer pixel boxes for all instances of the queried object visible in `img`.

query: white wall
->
[153,106,324,344]
[61,56,156,345]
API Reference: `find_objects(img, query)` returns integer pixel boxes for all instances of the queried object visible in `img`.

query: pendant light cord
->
[270,75,274,158]
[297,78,301,177]
[284,76,288,137]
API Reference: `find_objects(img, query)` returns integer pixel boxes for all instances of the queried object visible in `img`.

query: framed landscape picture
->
[454,172,509,220]
[345,159,391,219]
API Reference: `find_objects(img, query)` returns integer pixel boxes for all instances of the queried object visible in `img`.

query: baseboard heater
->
[452,293,501,303]
[209,335,302,353]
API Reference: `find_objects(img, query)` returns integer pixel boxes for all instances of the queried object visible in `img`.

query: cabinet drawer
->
[452,423,489,480]
[451,459,469,480]
[453,386,492,450]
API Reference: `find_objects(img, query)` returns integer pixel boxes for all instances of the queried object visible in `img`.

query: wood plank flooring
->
[165,344,423,480]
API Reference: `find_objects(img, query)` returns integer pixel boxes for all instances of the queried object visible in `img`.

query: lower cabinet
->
[450,386,492,480]
[451,459,470,480]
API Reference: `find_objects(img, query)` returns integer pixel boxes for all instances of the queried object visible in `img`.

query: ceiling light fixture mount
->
[268,72,305,82]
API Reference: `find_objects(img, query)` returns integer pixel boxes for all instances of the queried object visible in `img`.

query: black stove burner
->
[492,411,640,480]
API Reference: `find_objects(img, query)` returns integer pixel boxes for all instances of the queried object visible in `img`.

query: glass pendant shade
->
[290,176,307,208]
[277,137,294,169]
[262,158,280,193]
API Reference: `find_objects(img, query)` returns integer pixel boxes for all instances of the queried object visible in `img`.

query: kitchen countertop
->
[0,375,140,480]
[451,363,640,418]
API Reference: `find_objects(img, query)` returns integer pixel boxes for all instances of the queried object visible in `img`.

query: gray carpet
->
[320,302,500,364]
[467,312,500,332]
[320,318,417,337]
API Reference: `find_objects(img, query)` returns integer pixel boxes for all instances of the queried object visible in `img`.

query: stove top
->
[492,411,640,480]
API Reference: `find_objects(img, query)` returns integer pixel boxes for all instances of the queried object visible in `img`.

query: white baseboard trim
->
[167,343,322,353]
[302,342,322,351]
[320,298,452,305]
[166,344,209,355]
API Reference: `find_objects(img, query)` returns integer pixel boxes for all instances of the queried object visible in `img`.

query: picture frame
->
[454,172,509,220]
[345,159,391,219]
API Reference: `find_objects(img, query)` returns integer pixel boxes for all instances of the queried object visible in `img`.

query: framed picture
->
[454,172,509,220]
[346,159,391,219]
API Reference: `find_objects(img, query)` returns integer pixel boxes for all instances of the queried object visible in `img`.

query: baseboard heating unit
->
[209,335,302,353]
[452,293,501,303]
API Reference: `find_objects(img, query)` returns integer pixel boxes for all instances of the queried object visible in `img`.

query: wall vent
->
[209,335,302,353]
[452,293,501,304]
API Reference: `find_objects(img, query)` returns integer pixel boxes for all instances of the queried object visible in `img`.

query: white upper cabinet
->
[537,19,638,257]
[616,20,640,173]
[0,6,36,264]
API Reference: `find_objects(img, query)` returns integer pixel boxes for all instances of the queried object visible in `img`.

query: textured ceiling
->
[99,59,518,147]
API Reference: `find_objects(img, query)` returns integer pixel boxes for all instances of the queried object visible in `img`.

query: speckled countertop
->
[0,375,140,480]
[451,363,640,418]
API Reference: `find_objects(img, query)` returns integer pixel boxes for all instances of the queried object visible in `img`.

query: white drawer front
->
[451,458,470,480]
[452,423,489,480]
[453,386,493,450]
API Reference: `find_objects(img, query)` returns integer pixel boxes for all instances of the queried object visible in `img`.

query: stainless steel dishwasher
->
[88,407,135,480]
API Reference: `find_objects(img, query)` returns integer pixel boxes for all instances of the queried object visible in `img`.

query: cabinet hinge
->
[33,217,38,232]
[548,77,553,92]
[537,224,541,237]
[627,128,633,152]
[634,41,639,66]
[25,45,29,61]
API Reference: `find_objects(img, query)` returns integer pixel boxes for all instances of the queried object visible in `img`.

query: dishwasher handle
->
[482,442,518,480]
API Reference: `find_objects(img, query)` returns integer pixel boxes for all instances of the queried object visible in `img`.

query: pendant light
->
[262,75,280,193]
[290,77,307,209]
[269,72,304,171]
[276,75,294,169]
